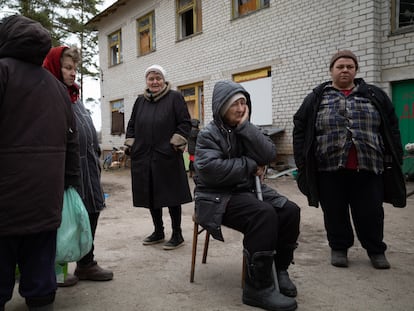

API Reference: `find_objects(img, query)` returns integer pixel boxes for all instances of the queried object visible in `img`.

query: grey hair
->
[61,45,81,64]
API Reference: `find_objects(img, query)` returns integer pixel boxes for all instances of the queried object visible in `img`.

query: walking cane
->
[255,175,263,201]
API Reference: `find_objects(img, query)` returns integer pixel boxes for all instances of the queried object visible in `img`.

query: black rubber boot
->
[276,270,297,298]
[274,247,297,297]
[242,249,297,311]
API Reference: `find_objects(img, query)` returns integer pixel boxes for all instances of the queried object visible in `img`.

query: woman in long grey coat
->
[125,64,192,250]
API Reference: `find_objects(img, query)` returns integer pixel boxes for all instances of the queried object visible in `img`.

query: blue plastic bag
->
[56,187,93,263]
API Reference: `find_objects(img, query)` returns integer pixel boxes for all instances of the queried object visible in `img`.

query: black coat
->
[0,16,80,236]
[73,100,105,213]
[194,80,282,241]
[126,88,192,208]
[293,78,406,208]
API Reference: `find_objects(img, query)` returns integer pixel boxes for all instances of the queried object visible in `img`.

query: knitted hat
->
[220,93,246,117]
[329,50,358,70]
[144,64,166,80]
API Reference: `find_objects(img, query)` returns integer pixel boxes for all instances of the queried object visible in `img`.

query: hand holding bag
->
[56,187,93,263]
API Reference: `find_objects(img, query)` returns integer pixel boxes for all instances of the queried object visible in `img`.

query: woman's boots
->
[242,250,297,311]
[143,207,184,249]
[274,246,297,297]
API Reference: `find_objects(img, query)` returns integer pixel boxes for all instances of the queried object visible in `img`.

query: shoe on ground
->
[331,249,348,267]
[369,253,391,269]
[277,270,297,297]
[57,273,78,287]
[143,231,165,245]
[163,233,184,250]
[74,263,114,281]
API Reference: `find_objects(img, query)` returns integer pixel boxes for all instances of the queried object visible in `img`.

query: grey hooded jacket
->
[194,80,286,241]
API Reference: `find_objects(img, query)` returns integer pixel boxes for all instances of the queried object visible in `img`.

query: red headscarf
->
[43,46,80,103]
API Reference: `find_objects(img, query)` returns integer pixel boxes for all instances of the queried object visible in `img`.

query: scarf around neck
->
[143,82,171,102]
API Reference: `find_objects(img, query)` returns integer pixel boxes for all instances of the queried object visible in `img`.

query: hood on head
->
[212,80,251,123]
[0,15,51,65]
[43,46,69,82]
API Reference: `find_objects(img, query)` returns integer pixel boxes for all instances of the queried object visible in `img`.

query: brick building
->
[88,0,414,169]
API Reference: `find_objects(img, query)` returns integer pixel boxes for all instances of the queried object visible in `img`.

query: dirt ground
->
[7,168,414,311]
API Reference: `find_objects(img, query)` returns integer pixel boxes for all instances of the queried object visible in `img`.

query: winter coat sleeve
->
[171,91,192,139]
[195,125,257,189]
[373,87,403,163]
[235,120,277,165]
[126,97,140,139]
[64,102,81,189]
[293,93,313,170]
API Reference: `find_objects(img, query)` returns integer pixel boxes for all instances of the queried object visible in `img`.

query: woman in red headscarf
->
[43,46,113,286]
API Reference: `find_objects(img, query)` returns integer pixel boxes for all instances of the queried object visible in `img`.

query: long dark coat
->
[0,16,80,236]
[126,87,192,209]
[43,46,105,213]
[72,99,105,213]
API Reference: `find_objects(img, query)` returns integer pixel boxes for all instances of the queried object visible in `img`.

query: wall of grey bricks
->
[94,0,414,161]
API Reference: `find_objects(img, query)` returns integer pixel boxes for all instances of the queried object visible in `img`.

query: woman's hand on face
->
[239,105,249,125]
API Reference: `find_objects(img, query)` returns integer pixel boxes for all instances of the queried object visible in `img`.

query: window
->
[110,99,125,135]
[392,0,414,33]
[137,12,155,56]
[178,82,204,125]
[233,68,272,125]
[232,0,270,18]
[176,0,202,40]
[108,30,122,66]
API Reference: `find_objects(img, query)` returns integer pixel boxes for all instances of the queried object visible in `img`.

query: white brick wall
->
[93,0,414,158]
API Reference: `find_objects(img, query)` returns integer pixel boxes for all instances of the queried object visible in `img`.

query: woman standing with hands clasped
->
[125,65,192,250]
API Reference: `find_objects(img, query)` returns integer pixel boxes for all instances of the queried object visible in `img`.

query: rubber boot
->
[274,247,297,297]
[242,249,297,311]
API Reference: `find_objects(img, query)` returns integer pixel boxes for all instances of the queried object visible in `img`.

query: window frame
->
[176,0,202,40]
[137,11,156,56]
[178,82,204,125]
[108,30,122,66]
[233,68,272,126]
[391,0,414,34]
[110,99,125,135]
[232,0,270,19]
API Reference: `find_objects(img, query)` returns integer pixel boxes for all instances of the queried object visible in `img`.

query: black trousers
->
[150,206,182,232]
[0,231,57,308]
[222,192,300,268]
[77,212,100,266]
[318,170,387,254]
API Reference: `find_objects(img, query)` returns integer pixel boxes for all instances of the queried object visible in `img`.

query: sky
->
[80,0,118,130]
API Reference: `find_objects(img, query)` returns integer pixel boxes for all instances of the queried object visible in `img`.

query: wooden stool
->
[190,214,246,287]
